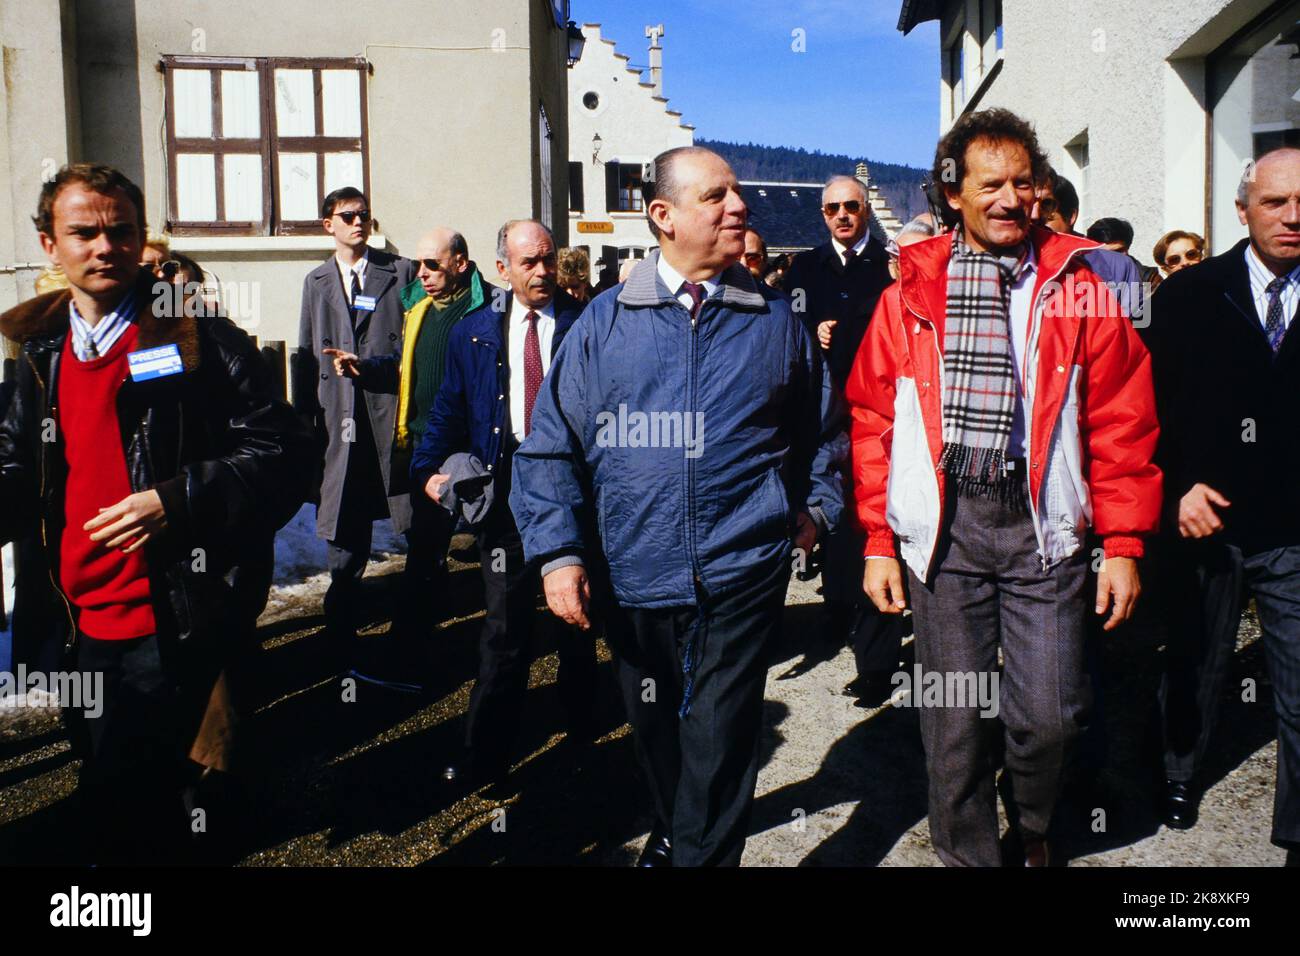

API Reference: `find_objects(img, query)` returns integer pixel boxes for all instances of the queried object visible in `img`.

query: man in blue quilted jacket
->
[511,146,843,867]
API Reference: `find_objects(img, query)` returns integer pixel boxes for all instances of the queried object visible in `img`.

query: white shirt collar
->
[512,294,555,322]
[336,248,370,281]
[1246,242,1300,291]
[68,290,137,362]
[656,253,721,300]
[1017,240,1037,279]
[831,233,870,263]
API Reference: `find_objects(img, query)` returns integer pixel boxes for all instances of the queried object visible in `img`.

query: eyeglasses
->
[1165,249,1202,266]
[145,259,181,279]
[823,200,863,216]
[417,258,445,272]
[335,210,371,225]
[742,252,766,263]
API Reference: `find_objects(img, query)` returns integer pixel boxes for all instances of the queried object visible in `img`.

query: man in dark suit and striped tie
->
[1144,148,1300,863]
[410,219,595,790]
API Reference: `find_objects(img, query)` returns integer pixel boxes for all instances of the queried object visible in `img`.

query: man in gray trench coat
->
[292,186,417,658]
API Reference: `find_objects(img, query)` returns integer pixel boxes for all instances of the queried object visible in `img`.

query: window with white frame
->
[162,55,369,236]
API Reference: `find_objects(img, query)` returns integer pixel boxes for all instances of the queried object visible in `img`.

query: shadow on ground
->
[0,551,1281,865]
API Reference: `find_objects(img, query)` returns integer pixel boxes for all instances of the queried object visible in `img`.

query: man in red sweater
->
[0,164,311,862]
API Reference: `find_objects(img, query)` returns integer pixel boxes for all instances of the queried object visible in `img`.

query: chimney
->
[646,23,665,96]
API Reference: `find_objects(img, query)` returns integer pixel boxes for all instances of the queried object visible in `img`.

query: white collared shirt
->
[831,233,870,268]
[1246,243,1300,333]
[68,290,137,362]
[1005,242,1038,458]
[335,249,371,304]
[509,295,556,441]
[656,254,721,313]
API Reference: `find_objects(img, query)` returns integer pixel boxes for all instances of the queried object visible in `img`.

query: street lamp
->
[566,21,586,66]
[592,132,602,165]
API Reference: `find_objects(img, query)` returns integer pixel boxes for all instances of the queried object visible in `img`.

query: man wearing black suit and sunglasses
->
[292,187,417,671]
[785,174,900,707]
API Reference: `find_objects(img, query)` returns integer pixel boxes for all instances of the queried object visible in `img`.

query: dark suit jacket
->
[292,247,418,537]
[1142,238,1300,554]
[410,290,583,495]
[784,235,894,389]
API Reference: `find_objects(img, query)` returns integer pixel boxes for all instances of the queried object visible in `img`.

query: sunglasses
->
[824,200,863,216]
[417,258,448,272]
[145,259,182,279]
[1165,249,1202,266]
[335,210,371,225]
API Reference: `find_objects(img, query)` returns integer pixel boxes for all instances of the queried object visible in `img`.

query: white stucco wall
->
[935,0,1284,261]
[2,0,566,349]
[0,0,80,313]
[566,23,693,261]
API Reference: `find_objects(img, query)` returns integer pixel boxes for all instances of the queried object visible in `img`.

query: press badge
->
[127,343,184,382]
[353,295,377,312]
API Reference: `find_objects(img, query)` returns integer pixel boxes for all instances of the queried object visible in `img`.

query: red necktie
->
[682,282,705,321]
[523,310,542,436]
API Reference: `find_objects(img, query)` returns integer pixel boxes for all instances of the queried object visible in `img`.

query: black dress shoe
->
[844,671,895,708]
[1164,779,1198,830]
[636,825,672,867]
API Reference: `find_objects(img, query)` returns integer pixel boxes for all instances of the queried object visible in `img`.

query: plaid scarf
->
[939,227,1029,502]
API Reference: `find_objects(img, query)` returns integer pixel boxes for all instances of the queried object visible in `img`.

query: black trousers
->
[606,559,789,867]
[463,499,596,775]
[398,495,454,637]
[62,633,193,863]
[1160,540,1300,847]
[822,511,904,675]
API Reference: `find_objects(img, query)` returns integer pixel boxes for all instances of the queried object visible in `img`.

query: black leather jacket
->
[0,278,313,687]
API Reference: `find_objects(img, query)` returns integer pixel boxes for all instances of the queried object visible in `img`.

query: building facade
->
[899,0,1299,259]
[566,22,693,282]
[1,0,573,346]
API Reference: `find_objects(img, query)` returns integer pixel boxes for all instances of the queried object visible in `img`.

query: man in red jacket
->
[846,109,1161,866]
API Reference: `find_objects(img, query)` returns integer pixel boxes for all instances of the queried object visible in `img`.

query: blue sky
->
[575,0,941,169]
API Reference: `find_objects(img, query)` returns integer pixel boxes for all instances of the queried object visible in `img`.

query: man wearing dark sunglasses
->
[784,174,900,708]
[292,186,417,674]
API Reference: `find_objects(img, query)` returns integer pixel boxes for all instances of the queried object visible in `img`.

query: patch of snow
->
[1,542,13,669]
[262,505,408,619]
[272,504,407,586]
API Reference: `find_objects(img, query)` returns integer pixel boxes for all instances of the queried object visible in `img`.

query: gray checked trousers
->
[906,487,1091,867]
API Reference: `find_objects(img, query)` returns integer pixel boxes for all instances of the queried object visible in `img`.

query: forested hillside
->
[698,138,929,223]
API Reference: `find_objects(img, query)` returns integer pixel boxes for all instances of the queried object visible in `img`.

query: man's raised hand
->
[322,347,361,378]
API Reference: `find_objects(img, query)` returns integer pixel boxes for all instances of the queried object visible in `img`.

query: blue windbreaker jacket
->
[510,251,844,609]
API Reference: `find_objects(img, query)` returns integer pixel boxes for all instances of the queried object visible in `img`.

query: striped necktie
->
[1264,276,1288,353]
